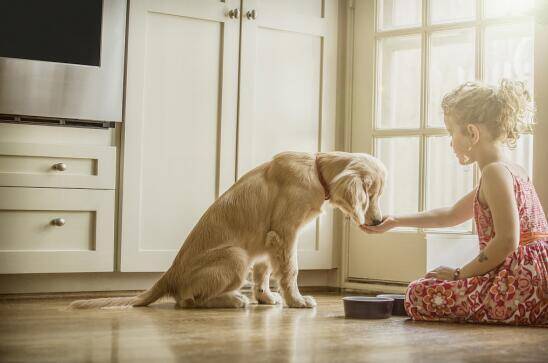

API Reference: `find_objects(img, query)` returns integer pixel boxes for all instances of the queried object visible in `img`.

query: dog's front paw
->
[256,290,283,305]
[286,295,316,308]
[303,295,317,307]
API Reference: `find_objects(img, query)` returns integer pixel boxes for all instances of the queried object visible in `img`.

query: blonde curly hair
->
[441,79,535,148]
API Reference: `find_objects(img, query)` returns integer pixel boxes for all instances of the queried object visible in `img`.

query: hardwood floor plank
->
[0,293,546,362]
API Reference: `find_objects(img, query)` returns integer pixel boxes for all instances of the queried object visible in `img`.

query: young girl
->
[362,79,547,325]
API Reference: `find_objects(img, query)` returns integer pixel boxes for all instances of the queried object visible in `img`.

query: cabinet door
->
[0,187,115,273]
[120,0,240,271]
[237,0,338,269]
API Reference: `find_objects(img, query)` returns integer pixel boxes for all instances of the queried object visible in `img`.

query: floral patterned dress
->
[405,168,548,325]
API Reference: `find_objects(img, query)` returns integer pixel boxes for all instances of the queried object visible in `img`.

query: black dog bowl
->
[342,296,394,319]
[376,294,407,316]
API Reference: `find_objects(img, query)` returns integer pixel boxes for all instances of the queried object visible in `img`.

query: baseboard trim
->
[0,272,163,294]
[346,277,409,286]
[0,290,141,301]
[0,269,340,294]
[342,280,407,295]
[0,286,340,301]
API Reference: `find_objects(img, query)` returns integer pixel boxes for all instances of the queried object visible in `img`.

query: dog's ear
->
[342,176,368,225]
[362,175,373,192]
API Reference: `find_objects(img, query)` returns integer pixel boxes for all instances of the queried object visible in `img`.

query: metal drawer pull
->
[52,162,67,171]
[246,9,257,20]
[51,218,66,227]
[228,8,239,19]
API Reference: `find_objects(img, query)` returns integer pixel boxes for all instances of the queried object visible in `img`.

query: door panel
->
[140,12,220,251]
[121,0,240,271]
[238,0,338,269]
[252,28,322,167]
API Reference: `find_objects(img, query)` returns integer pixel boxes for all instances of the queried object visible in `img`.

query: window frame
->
[341,0,545,288]
[362,0,534,235]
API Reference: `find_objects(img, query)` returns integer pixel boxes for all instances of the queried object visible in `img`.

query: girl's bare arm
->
[362,189,476,233]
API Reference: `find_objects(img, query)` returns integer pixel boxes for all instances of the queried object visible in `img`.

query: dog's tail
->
[69,273,169,309]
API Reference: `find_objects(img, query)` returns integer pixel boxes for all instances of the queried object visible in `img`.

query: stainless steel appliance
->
[0,0,126,126]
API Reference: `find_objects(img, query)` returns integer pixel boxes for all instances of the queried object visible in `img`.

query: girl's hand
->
[424,266,456,280]
[360,216,398,234]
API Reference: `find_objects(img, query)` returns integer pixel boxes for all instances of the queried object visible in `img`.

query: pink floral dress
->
[405,168,548,325]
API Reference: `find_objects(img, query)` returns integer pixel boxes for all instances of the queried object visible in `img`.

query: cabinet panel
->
[120,0,240,271]
[259,0,323,18]
[0,187,115,273]
[238,0,338,269]
[0,210,95,251]
[140,12,220,251]
[0,143,115,189]
[252,28,322,166]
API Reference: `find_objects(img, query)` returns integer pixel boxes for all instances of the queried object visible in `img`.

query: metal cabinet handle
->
[246,9,257,20]
[228,8,240,19]
[51,218,66,227]
[52,162,67,171]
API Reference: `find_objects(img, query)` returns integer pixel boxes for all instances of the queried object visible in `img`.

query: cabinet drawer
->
[0,187,115,273]
[0,143,116,189]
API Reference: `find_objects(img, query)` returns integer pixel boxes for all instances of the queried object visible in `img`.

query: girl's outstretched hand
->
[360,216,398,233]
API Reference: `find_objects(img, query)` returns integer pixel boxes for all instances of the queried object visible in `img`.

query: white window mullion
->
[471,0,485,235]
[419,0,428,218]
[477,0,484,82]
[419,135,426,218]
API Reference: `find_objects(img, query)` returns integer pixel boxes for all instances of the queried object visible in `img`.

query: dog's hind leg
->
[201,291,250,308]
[175,245,250,308]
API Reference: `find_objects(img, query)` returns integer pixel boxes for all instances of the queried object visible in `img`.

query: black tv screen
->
[0,0,103,66]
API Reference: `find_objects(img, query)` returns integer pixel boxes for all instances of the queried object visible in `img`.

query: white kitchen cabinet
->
[237,0,338,269]
[0,187,115,273]
[120,0,338,271]
[119,0,240,271]
[0,135,117,274]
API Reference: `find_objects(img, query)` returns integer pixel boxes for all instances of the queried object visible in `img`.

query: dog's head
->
[329,154,386,227]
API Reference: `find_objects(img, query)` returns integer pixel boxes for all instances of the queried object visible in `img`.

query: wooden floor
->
[0,292,546,363]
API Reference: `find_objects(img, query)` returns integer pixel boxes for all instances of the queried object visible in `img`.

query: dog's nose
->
[371,219,382,226]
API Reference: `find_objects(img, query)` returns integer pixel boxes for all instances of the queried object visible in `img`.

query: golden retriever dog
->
[70,151,385,309]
